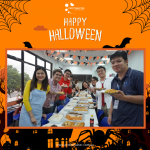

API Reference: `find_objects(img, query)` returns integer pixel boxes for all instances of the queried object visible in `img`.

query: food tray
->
[73,106,88,114]
[63,105,74,111]
[64,112,84,122]
[62,121,85,127]
[66,102,77,107]
[101,89,119,94]
[88,104,96,109]
[61,85,68,88]
[73,97,79,100]
[79,97,88,101]
[48,113,64,123]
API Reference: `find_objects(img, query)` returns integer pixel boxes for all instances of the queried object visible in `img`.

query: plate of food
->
[101,89,119,94]
[62,121,85,127]
[61,85,68,88]
[73,106,88,113]
[48,113,64,123]
[64,113,84,121]
[79,97,88,101]
[54,91,64,95]
[63,105,74,111]
[73,97,79,100]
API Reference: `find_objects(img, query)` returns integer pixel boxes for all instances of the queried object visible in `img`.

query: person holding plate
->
[93,66,113,117]
[108,51,143,126]
[43,69,63,114]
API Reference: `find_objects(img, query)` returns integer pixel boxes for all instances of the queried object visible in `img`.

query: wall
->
[30,50,63,70]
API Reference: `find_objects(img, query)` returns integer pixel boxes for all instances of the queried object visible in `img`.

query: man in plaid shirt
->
[42,69,63,114]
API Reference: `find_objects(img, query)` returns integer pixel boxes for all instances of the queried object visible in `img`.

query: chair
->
[65,98,70,102]
[64,101,69,105]
[97,110,105,126]
[97,109,104,118]
[7,110,14,126]
[13,114,20,126]
[41,113,53,126]
[100,117,112,127]
[57,105,64,112]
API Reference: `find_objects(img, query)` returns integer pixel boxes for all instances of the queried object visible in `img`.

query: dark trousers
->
[53,100,64,113]
[42,106,53,114]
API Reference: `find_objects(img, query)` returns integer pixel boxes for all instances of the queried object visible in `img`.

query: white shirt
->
[94,77,114,109]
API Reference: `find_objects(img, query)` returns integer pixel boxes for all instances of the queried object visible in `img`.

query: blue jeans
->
[52,100,64,113]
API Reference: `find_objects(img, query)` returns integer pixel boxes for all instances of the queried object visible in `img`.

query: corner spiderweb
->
[0,0,30,32]
[123,0,150,33]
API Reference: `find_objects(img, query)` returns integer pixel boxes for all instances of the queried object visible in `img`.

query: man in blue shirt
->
[108,51,143,126]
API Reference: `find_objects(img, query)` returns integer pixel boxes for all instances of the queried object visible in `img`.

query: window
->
[48,139,53,148]
[14,141,18,146]
[24,51,35,65]
[7,58,21,99]
[127,141,130,146]
[61,138,64,148]
[48,129,53,134]
[7,50,21,59]
[46,62,51,70]
[37,58,44,67]
[55,138,59,148]
[7,50,53,97]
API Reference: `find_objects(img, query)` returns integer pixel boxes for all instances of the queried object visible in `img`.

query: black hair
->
[96,66,106,71]
[82,81,89,90]
[64,69,72,74]
[30,66,48,92]
[92,76,98,82]
[53,69,62,75]
[110,51,128,61]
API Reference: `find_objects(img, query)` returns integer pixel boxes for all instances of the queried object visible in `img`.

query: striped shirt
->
[43,78,61,108]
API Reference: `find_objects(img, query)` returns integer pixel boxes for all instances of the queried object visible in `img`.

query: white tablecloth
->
[42,98,99,127]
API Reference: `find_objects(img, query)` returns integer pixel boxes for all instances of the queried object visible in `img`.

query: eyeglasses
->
[65,73,71,76]
[91,80,96,82]
[97,70,104,73]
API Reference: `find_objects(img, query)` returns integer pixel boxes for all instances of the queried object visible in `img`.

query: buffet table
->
[42,97,99,127]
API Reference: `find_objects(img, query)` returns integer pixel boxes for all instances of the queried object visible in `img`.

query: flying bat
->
[103,37,132,48]
[23,41,33,48]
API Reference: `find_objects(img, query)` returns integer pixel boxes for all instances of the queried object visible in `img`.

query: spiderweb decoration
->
[123,0,150,33]
[0,0,30,32]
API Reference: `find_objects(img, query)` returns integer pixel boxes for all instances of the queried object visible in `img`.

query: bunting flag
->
[88,62,90,65]
[100,56,103,59]
[108,55,110,58]
[55,57,58,59]
[71,61,74,64]
[93,62,96,65]
[107,59,110,64]
[103,61,106,64]
[70,55,73,58]
[77,62,80,65]
[62,53,65,57]
[80,62,84,65]
[57,52,61,55]
[65,54,69,58]
[85,57,88,60]
[85,63,88,66]
[52,55,54,58]
[68,60,71,64]
[73,55,77,59]
[73,50,76,53]
[53,51,57,55]
[59,57,63,60]
[74,61,77,64]
[57,58,59,61]
[96,62,99,65]
[81,56,84,60]
[91,63,93,66]
[51,50,54,54]
[65,60,68,63]
[78,56,81,60]
[104,55,108,59]
[48,53,51,56]
[128,50,132,55]
[97,56,100,60]
[85,50,86,52]
[93,57,96,61]
[61,59,64,62]
[99,62,103,64]
[89,57,92,60]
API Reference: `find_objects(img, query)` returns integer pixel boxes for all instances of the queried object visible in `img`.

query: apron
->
[19,89,46,127]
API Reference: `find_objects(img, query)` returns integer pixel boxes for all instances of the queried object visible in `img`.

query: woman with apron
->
[19,67,50,127]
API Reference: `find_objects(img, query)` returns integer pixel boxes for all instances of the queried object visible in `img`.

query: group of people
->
[19,51,143,127]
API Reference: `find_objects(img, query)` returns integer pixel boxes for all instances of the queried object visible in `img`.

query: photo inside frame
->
[6,49,144,128]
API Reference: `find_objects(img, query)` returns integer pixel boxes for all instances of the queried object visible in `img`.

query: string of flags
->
[44,50,131,65]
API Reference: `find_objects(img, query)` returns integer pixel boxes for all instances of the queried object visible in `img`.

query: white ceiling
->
[45,50,130,65]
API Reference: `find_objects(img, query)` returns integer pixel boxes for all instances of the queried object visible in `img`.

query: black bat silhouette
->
[23,41,33,48]
[103,37,132,48]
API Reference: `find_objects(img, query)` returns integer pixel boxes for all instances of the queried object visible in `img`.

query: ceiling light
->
[64,58,73,60]
[98,64,105,66]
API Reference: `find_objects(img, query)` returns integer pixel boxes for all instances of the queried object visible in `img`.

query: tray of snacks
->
[79,97,88,101]
[78,102,89,107]
[79,93,87,97]
[62,121,85,127]
[73,106,88,113]
[54,91,64,95]
[73,97,79,100]
[48,113,64,123]
[63,105,74,111]
[101,89,119,94]
[66,102,77,107]
[89,104,96,109]
[64,112,84,121]
[61,84,68,88]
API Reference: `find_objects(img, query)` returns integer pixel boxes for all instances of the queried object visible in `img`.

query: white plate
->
[48,113,64,123]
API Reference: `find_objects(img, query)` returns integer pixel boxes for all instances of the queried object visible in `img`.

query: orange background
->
[0,0,149,142]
